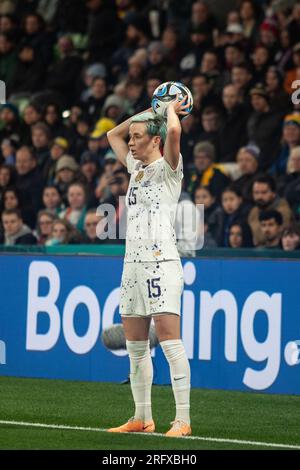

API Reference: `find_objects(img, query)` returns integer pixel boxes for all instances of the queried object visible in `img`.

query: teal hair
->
[131,112,167,145]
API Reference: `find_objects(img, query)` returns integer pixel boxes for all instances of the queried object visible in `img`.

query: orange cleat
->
[165,419,192,437]
[107,417,155,433]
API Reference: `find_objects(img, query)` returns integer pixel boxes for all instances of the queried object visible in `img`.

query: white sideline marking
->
[0,419,300,449]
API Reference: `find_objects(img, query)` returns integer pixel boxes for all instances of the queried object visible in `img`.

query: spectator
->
[43,136,69,183]
[44,35,83,108]
[43,103,69,139]
[22,103,42,128]
[36,0,60,27]
[0,14,20,42]
[0,185,35,227]
[144,75,162,109]
[233,144,261,203]
[82,77,109,125]
[15,145,43,224]
[258,209,283,249]
[31,122,51,171]
[226,10,241,28]
[8,43,44,95]
[124,79,147,115]
[272,113,300,175]
[161,25,182,68]
[228,221,254,248]
[284,42,300,94]
[258,18,279,61]
[147,40,177,82]
[166,0,194,33]
[1,185,19,211]
[110,13,149,80]
[275,28,293,73]
[218,84,249,162]
[0,31,17,91]
[95,150,118,203]
[45,217,81,246]
[0,102,24,142]
[179,24,212,78]
[83,209,107,244]
[86,0,123,63]
[59,181,88,233]
[126,54,147,84]
[191,72,222,119]
[251,45,270,83]
[102,166,129,243]
[22,102,42,144]
[248,175,293,246]
[176,188,199,256]
[42,184,64,216]
[35,209,55,245]
[280,146,300,218]
[247,83,284,170]
[210,186,247,247]
[79,63,107,103]
[20,12,55,65]
[200,50,223,93]
[1,136,18,165]
[223,43,245,71]
[198,106,222,153]
[85,129,108,164]
[216,22,245,50]
[54,155,79,203]
[189,0,216,37]
[265,66,291,114]
[66,104,84,131]
[0,163,16,205]
[239,0,260,44]
[231,63,253,103]
[281,224,300,251]
[80,151,100,205]
[89,117,116,156]
[51,0,87,35]
[102,94,126,123]
[185,141,230,201]
[180,113,199,165]
[193,184,220,244]
[68,114,90,162]
[0,208,37,245]
[287,2,300,46]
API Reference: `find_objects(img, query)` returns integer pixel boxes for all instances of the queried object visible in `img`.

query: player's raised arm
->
[107,108,152,168]
[164,96,190,170]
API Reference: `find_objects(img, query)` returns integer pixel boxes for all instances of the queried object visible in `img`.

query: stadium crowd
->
[0,0,300,252]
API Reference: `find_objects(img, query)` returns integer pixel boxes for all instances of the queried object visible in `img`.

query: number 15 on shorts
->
[147,277,161,298]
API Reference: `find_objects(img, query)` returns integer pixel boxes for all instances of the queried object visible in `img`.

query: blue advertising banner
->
[0,254,300,394]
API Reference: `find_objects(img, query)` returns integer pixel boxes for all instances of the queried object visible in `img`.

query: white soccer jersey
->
[124,151,183,263]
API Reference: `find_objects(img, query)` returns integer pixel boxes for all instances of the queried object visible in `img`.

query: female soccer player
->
[106,97,191,437]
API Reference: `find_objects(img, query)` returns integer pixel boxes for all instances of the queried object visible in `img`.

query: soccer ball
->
[151,81,193,118]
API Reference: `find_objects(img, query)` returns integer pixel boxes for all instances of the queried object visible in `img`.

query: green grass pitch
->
[0,376,299,450]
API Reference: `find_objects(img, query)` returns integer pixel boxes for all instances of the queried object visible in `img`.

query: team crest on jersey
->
[135,170,144,182]
[146,167,155,177]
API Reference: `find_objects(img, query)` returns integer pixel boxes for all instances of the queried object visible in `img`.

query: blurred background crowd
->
[0,0,300,252]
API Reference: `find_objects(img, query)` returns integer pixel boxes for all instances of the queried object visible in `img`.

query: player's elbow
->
[107,129,114,143]
[167,126,181,139]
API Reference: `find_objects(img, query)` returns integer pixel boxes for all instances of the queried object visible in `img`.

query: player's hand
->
[168,95,190,116]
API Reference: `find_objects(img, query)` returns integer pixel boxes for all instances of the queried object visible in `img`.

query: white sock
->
[160,339,191,425]
[126,340,153,422]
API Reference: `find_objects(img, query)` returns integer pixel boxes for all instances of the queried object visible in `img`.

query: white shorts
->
[119,260,184,317]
